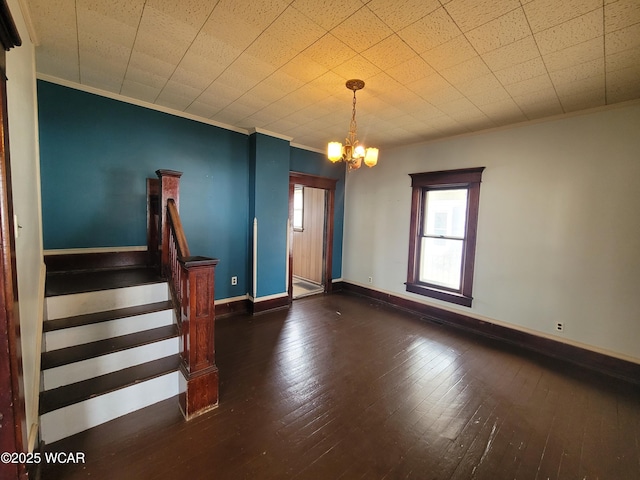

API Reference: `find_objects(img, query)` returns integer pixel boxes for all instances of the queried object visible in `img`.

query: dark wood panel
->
[40,355,181,414]
[250,295,289,314]
[40,293,640,480]
[45,266,163,297]
[44,251,151,273]
[41,325,178,370]
[215,298,250,318]
[43,300,174,332]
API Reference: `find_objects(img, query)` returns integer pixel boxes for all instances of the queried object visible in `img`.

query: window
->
[407,167,484,307]
[293,185,304,231]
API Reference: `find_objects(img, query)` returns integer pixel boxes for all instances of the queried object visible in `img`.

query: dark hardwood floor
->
[40,293,640,480]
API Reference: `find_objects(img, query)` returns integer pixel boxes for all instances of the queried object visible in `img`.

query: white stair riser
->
[46,283,170,320]
[40,371,182,444]
[44,310,175,351]
[43,337,179,390]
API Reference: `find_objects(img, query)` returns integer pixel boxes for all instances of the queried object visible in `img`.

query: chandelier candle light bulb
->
[327,79,379,170]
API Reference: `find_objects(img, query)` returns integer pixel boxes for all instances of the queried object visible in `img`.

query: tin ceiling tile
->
[385,56,435,85]
[604,0,640,33]
[23,0,640,149]
[367,0,441,31]
[361,34,418,71]
[465,8,531,54]
[444,0,521,32]
[331,6,393,53]
[523,0,602,33]
[398,7,461,54]
[303,34,358,70]
[606,46,640,72]
[493,56,547,85]
[332,54,382,82]
[606,66,640,102]
[605,23,640,54]
[422,35,478,71]
[543,37,603,72]
[292,0,363,30]
[481,36,540,71]
[534,9,603,55]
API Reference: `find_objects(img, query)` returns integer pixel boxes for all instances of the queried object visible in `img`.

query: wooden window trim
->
[407,167,485,307]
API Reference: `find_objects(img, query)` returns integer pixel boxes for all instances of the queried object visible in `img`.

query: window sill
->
[405,282,472,307]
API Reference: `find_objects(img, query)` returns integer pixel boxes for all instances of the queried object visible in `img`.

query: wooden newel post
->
[179,256,219,418]
[156,169,220,418]
[157,169,182,275]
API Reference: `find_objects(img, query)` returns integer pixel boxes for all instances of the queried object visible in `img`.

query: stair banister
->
[156,169,219,419]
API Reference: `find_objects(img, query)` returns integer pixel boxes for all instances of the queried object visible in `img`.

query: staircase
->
[40,267,182,444]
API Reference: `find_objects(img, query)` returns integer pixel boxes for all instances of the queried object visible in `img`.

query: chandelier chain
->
[348,89,358,145]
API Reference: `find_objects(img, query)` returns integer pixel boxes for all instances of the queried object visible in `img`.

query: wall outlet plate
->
[231,276,238,286]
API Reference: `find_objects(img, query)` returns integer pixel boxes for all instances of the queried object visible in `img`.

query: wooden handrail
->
[155,169,219,419]
[166,199,190,258]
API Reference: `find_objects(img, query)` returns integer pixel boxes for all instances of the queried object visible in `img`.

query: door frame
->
[0,2,25,480]
[288,172,337,301]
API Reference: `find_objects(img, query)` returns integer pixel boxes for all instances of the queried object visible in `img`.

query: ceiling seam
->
[517,0,564,119]
[451,2,530,124]
[358,3,447,120]
[74,0,80,83]
[602,0,608,105]
[151,0,222,105]
[202,2,368,129]
[118,0,148,96]
[185,1,299,115]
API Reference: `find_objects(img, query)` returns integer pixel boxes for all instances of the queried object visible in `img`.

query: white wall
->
[6,0,45,450]
[343,102,640,363]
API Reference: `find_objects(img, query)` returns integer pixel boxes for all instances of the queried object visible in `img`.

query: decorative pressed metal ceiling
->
[23,0,640,151]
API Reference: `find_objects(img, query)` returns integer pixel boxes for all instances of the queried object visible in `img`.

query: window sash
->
[422,188,468,239]
[406,167,484,307]
[418,236,464,291]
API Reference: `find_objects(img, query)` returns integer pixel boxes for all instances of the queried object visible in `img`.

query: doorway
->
[288,173,337,301]
[292,185,325,298]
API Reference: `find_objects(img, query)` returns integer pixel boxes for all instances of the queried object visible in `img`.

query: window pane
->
[293,187,303,229]
[293,210,302,229]
[423,189,468,238]
[419,237,463,290]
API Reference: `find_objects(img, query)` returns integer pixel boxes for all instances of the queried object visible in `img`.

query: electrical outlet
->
[231,276,238,286]
[368,276,373,284]
[556,322,564,332]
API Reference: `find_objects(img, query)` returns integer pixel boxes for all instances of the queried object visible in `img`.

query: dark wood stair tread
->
[40,355,181,414]
[44,300,174,332]
[46,267,164,297]
[41,325,179,370]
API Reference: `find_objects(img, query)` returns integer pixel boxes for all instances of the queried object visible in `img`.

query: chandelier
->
[327,79,379,170]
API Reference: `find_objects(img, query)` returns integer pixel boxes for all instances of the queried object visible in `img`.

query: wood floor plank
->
[40,293,640,480]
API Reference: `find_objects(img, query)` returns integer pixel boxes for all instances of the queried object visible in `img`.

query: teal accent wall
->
[37,80,345,301]
[290,147,345,279]
[37,81,249,300]
[249,133,290,298]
